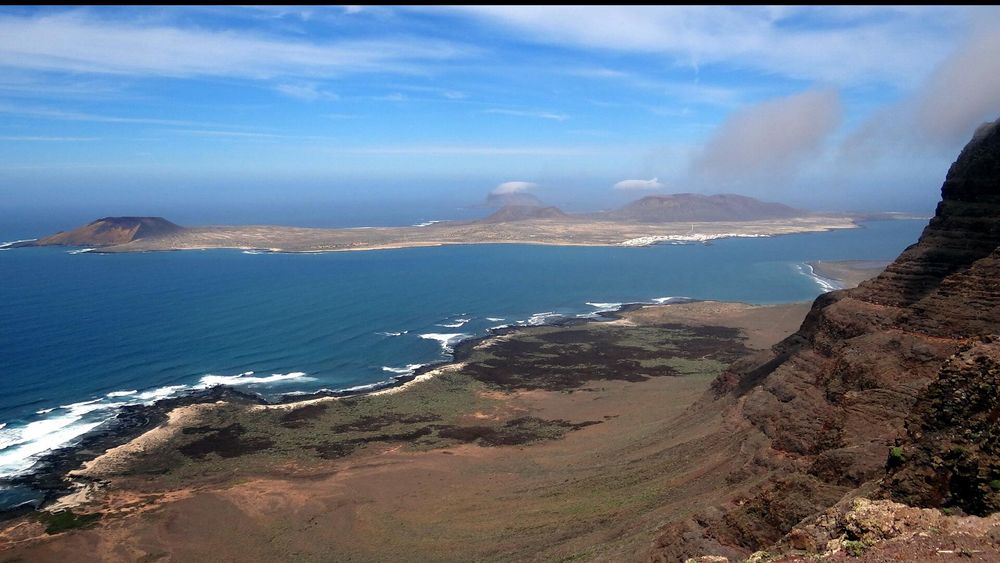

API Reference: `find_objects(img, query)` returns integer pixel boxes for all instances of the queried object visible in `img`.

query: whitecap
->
[412,220,442,227]
[485,317,505,322]
[585,302,624,313]
[796,263,841,293]
[66,248,94,255]
[0,239,36,249]
[136,384,189,402]
[34,408,56,415]
[58,398,115,417]
[336,381,390,393]
[0,416,103,478]
[196,371,313,388]
[376,330,407,337]
[651,296,689,304]
[437,318,470,328]
[523,311,561,326]
[419,333,470,353]
[381,364,424,376]
[105,390,138,398]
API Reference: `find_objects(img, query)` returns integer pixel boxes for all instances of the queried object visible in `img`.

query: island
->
[9,193,861,253]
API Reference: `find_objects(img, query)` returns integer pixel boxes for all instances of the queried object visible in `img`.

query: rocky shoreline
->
[0,302,652,520]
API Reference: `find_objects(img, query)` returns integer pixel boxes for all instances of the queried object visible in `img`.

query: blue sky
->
[2,6,999,228]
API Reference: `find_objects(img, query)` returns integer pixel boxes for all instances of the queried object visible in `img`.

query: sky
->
[2,6,1000,230]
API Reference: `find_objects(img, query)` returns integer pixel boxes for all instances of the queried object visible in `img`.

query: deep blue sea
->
[0,220,925,487]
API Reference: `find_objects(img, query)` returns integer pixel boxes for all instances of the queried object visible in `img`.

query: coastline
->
[808,259,890,288]
[0,258,892,516]
[0,300,660,516]
[0,298,818,561]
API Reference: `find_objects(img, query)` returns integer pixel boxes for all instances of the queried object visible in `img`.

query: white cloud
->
[614,178,664,191]
[492,181,537,194]
[274,83,338,101]
[913,26,1000,143]
[840,18,1000,161]
[690,89,841,182]
[0,12,470,79]
[485,108,568,121]
[0,102,208,127]
[449,6,972,87]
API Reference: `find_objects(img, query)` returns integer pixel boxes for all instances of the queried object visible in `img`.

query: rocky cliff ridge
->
[650,119,1000,561]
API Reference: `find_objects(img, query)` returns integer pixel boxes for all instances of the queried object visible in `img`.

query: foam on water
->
[381,364,425,376]
[136,385,189,402]
[437,318,471,328]
[585,302,624,312]
[651,296,689,304]
[796,263,842,292]
[106,390,137,398]
[196,371,312,388]
[0,418,103,477]
[521,311,562,326]
[0,239,35,249]
[485,317,505,322]
[419,333,470,352]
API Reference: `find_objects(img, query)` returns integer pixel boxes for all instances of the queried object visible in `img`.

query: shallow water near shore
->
[0,219,924,485]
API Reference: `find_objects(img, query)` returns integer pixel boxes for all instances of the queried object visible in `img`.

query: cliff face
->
[649,119,1000,561]
[29,217,183,247]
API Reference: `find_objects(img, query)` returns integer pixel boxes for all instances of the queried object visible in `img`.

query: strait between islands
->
[6,159,997,563]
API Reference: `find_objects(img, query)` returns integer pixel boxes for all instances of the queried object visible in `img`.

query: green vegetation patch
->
[39,510,101,534]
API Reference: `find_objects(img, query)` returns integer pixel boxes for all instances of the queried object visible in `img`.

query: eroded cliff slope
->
[650,119,1000,561]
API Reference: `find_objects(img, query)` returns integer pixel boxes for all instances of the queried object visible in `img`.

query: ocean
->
[0,219,925,489]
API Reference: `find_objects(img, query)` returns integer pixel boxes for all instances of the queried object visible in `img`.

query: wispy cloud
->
[0,11,472,79]
[274,83,338,101]
[0,136,99,142]
[485,108,568,121]
[167,129,286,139]
[0,102,207,127]
[450,6,969,87]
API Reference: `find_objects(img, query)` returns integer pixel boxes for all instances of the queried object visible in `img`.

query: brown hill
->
[649,119,1000,561]
[29,217,183,247]
[485,191,544,208]
[601,193,802,222]
[476,205,571,223]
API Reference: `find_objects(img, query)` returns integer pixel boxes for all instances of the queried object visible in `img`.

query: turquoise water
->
[0,220,924,481]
